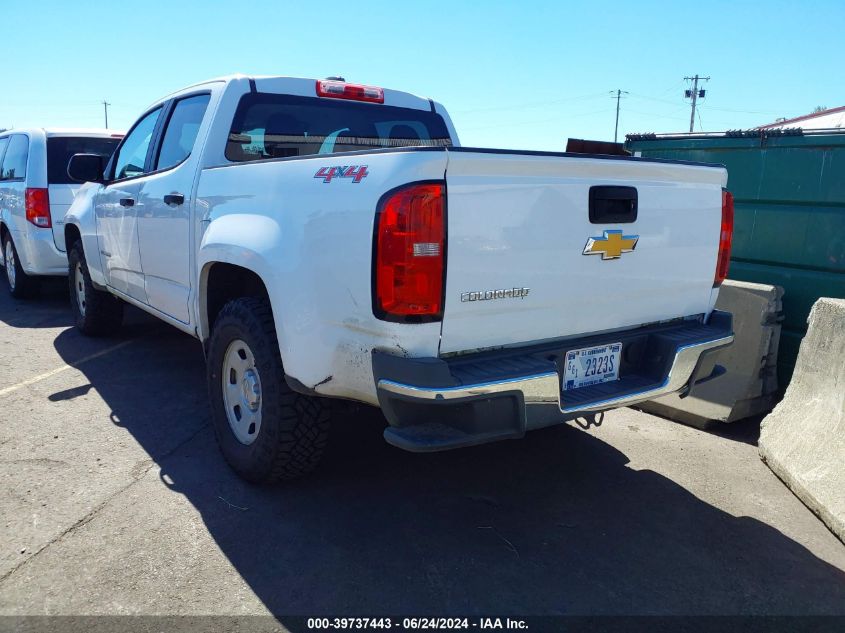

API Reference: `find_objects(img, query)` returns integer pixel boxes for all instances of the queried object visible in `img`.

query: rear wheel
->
[68,240,124,336]
[207,296,331,483]
[3,234,37,298]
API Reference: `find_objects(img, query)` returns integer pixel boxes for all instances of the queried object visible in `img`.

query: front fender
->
[64,183,106,287]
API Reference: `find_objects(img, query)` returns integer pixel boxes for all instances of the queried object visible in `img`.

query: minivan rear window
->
[226,93,452,162]
[47,137,121,184]
[1,134,29,180]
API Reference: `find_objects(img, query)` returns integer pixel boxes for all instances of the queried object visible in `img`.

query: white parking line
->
[0,340,136,398]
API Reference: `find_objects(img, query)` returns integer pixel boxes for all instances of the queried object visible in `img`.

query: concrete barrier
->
[759,298,845,543]
[638,280,783,427]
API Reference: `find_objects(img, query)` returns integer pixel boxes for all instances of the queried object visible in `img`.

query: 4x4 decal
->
[314,165,369,183]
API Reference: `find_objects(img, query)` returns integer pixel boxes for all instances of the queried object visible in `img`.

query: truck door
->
[135,93,211,324]
[95,106,163,302]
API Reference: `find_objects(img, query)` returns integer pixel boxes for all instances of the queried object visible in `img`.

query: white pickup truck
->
[64,75,735,483]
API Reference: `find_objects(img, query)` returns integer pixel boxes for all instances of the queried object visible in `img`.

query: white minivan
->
[0,128,122,297]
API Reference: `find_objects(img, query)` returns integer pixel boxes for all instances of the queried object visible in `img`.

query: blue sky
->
[2,0,842,150]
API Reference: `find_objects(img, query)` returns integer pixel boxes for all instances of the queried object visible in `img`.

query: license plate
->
[563,342,622,391]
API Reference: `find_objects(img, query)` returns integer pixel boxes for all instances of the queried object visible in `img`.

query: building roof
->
[758,105,845,130]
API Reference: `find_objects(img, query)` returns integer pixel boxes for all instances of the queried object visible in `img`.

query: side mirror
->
[67,153,106,183]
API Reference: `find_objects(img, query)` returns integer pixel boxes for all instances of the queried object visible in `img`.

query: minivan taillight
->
[25,188,51,228]
[373,182,446,321]
[714,189,734,287]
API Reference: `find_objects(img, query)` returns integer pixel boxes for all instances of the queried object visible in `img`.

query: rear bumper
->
[374,311,734,451]
[11,227,67,276]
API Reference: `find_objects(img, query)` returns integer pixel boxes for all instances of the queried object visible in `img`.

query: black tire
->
[207,296,331,483]
[3,233,38,298]
[68,240,124,336]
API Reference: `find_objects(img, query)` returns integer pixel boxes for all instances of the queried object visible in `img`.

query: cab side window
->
[0,135,29,180]
[112,108,162,180]
[156,94,211,171]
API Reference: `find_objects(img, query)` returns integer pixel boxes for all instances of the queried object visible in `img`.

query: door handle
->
[163,193,185,206]
[119,198,135,207]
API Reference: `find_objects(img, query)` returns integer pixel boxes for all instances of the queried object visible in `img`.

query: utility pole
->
[611,89,629,143]
[684,75,709,133]
[102,100,111,129]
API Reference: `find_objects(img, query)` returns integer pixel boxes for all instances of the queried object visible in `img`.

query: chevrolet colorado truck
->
[64,75,735,483]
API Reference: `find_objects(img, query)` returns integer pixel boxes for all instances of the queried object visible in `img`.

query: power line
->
[656,79,687,96]
[460,107,617,132]
[628,92,684,106]
[1,100,137,108]
[624,107,689,122]
[629,91,781,115]
[697,104,781,115]
[452,92,607,115]
[610,89,629,143]
[684,75,710,133]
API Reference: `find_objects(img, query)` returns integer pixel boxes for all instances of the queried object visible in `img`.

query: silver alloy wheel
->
[74,263,86,317]
[5,241,15,290]
[222,338,263,445]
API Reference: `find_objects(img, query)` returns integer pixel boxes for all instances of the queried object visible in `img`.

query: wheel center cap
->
[241,370,261,411]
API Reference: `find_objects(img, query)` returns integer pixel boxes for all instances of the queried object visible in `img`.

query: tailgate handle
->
[589,186,637,224]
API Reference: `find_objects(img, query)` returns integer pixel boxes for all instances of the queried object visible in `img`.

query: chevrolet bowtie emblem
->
[583,230,639,260]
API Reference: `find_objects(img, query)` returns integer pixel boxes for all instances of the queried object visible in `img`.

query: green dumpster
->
[626,129,845,385]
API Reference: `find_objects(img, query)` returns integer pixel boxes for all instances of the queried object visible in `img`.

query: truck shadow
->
[43,300,845,618]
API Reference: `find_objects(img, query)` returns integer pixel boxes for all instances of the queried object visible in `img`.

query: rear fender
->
[194,150,449,403]
[197,214,284,343]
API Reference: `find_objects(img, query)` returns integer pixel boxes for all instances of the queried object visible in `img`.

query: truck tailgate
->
[439,150,727,354]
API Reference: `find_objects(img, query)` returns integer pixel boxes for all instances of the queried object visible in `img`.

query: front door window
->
[112,108,162,180]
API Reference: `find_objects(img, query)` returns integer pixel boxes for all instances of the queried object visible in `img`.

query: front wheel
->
[68,240,124,336]
[207,297,331,483]
[3,234,37,298]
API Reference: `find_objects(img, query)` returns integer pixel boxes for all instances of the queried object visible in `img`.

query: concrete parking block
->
[640,279,783,427]
[759,298,845,543]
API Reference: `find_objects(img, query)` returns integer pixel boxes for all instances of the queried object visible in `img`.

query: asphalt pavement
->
[1,278,844,622]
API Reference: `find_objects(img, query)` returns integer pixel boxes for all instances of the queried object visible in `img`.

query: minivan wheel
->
[68,240,124,336]
[207,296,331,483]
[3,235,37,298]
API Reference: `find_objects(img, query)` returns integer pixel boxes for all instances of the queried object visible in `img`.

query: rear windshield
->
[47,136,121,184]
[225,93,452,162]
